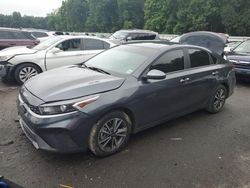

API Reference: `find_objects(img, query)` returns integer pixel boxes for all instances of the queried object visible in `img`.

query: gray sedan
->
[17,42,236,157]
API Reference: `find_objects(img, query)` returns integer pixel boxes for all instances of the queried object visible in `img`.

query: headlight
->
[39,104,76,115]
[0,55,14,62]
[38,95,100,115]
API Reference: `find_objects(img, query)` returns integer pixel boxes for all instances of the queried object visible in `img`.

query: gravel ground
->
[0,81,249,188]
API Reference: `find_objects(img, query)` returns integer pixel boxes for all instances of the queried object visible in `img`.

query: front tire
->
[14,63,41,85]
[207,85,227,113]
[89,111,132,157]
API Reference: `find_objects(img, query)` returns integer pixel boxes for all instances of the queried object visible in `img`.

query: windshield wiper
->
[85,65,110,75]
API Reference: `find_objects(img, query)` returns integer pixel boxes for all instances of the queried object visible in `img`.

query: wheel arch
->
[220,82,229,98]
[99,107,137,133]
[12,62,43,74]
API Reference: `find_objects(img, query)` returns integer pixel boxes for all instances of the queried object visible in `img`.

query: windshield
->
[32,37,62,50]
[110,31,128,40]
[85,45,156,75]
[234,40,250,53]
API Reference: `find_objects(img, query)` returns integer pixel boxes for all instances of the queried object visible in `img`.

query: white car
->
[0,35,116,84]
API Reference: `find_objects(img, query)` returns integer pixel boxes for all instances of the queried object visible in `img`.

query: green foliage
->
[0,12,49,29]
[0,0,250,36]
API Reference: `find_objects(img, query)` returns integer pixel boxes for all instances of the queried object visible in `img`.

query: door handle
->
[180,78,190,83]
[212,71,219,76]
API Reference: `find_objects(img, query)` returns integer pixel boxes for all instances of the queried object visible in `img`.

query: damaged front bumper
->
[0,62,13,78]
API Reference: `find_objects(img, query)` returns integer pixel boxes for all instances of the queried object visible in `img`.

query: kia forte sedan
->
[17,42,236,157]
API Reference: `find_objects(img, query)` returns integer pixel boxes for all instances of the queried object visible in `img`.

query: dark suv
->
[0,27,39,50]
[110,29,160,42]
[226,40,250,79]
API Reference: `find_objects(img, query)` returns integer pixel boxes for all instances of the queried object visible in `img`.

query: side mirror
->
[51,47,61,54]
[146,69,166,80]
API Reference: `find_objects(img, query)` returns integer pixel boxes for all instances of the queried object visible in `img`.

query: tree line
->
[0,0,250,36]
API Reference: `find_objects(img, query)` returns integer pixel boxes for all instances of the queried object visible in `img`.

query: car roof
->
[54,35,116,44]
[123,42,216,56]
[117,29,158,34]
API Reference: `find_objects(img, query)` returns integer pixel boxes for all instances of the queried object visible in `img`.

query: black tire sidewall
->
[89,111,132,157]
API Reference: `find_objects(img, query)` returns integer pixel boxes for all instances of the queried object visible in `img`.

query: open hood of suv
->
[178,31,228,56]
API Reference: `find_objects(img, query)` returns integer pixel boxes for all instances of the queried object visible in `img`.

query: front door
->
[45,38,85,70]
[135,49,195,129]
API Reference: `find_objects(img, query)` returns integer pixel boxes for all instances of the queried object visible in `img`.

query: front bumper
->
[235,68,250,78]
[0,62,13,78]
[17,94,94,153]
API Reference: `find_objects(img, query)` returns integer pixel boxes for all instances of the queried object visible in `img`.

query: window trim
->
[185,47,215,70]
[56,38,84,51]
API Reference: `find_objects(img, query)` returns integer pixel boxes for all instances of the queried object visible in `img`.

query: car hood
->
[0,46,37,56]
[24,66,125,102]
[178,31,227,56]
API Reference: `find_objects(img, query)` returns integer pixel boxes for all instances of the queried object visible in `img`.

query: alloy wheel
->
[213,88,226,111]
[19,67,39,83]
[98,118,128,152]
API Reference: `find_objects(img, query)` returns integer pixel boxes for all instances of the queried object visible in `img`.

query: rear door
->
[82,38,110,60]
[11,31,37,47]
[0,30,12,50]
[183,47,223,107]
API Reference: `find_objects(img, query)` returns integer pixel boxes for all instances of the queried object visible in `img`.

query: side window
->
[189,49,211,68]
[84,39,104,50]
[147,34,156,40]
[32,32,48,38]
[151,50,185,74]
[129,33,139,40]
[56,39,81,51]
[137,34,148,40]
[0,31,13,39]
[12,32,30,40]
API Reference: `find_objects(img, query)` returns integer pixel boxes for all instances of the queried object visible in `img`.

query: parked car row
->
[0,35,116,84]
[16,31,236,157]
[0,27,39,50]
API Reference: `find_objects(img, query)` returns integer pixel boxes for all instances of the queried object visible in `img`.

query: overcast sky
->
[0,0,63,17]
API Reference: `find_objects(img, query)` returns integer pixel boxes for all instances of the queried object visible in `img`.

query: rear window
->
[0,30,13,39]
[189,49,210,68]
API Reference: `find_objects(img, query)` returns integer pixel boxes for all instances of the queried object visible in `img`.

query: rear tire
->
[206,85,227,113]
[14,63,41,85]
[89,111,132,157]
